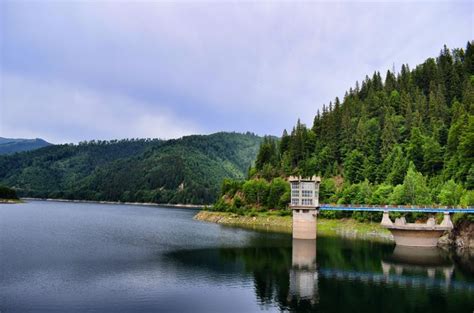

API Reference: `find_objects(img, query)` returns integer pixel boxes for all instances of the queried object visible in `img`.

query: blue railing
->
[319,204,474,213]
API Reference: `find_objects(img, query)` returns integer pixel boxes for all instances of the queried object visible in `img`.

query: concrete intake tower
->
[289,176,321,240]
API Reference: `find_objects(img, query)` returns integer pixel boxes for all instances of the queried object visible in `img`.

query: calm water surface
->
[1,201,473,312]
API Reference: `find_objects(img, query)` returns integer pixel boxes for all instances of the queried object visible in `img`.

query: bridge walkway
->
[319,205,474,213]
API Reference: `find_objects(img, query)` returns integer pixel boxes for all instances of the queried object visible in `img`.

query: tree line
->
[0,132,262,204]
[214,42,474,219]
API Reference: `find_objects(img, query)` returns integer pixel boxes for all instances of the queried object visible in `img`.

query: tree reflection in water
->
[165,235,474,313]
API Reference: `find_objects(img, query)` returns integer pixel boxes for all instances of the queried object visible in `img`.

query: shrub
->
[438,179,465,206]
[242,179,269,207]
[460,190,474,206]
[370,184,394,205]
[221,179,244,197]
[388,185,404,204]
[319,178,337,203]
[267,178,290,209]
[0,185,18,200]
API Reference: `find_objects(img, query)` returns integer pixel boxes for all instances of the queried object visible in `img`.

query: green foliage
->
[388,185,405,205]
[0,185,18,199]
[267,178,290,209]
[407,127,425,171]
[319,177,337,203]
[400,163,432,205]
[422,136,443,175]
[242,179,270,207]
[213,177,291,213]
[245,42,473,200]
[221,178,244,198]
[343,150,366,183]
[458,115,474,186]
[246,44,474,212]
[0,138,51,155]
[0,133,263,204]
[337,181,372,205]
[370,184,394,205]
[438,179,465,206]
[460,190,474,206]
[214,43,474,217]
[384,145,408,185]
[255,136,279,172]
[232,195,243,209]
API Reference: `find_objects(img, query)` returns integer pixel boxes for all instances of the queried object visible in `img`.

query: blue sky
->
[0,1,472,143]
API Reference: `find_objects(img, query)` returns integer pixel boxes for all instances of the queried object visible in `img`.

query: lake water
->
[1,201,473,312]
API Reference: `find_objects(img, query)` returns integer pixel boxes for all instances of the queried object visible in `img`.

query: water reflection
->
[166,236,474,313]
[382,246,454,282]
[4,202,472,312]
[289,239,318,304]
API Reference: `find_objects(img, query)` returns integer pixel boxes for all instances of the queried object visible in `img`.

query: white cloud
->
[1,1,472,140]
[0,73,200,143]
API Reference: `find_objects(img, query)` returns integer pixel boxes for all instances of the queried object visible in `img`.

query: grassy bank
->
[0,198,23,204]
[194,210,393,242]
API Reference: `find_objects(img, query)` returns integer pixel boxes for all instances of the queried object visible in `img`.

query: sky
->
[0,1,472,144]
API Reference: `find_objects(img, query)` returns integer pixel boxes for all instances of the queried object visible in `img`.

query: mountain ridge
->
[0,132,262,204]
[0,137,52,155]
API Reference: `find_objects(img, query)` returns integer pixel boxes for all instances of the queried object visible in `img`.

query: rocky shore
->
[445,219,474,249]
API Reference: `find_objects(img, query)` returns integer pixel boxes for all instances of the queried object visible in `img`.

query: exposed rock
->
[440,220,474,249]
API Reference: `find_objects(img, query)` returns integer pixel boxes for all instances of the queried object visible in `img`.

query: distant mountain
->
[0,137,52,155]
[0,132,263,204]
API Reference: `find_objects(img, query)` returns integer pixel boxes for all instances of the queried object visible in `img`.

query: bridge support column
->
[381,210,393,226]
[440,212,453,228]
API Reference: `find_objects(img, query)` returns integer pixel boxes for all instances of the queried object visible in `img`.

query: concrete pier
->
[292,209,318,240]
[381,211,453,247]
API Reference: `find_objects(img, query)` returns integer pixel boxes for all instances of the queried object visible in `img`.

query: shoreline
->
[195,211,474,248]
[0,199,23,204]
[19,197,207,209]
[194,210,394,243]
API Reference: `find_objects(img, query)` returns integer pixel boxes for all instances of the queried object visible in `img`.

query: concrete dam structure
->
[289,176,473,247]
[381,211,454,247]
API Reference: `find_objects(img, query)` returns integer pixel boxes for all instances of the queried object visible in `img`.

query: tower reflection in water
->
[288,239,319,304]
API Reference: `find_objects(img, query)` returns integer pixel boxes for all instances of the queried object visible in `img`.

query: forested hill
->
[214,42,474,214]
[0,132,262,204]
[0,137,51,155]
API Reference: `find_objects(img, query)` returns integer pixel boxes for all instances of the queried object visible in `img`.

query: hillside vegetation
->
[0,132,262,204]
[0,137,51,155]
[214,42,474,219]
[0,185,19,200]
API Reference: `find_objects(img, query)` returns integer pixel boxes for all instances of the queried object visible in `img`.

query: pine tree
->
[344,150,366,183]
[407,127,425,171]
[239,42,474,207]
[381,108,398,158]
